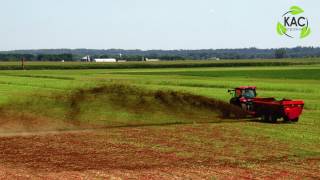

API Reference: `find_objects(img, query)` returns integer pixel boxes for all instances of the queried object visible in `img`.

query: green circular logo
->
[277,6,311,39]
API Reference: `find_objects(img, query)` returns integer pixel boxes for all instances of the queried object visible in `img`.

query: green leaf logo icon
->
[277,5,311,39]
[300,27,311,39]
[277,22,287,36]
[290,6,304,15]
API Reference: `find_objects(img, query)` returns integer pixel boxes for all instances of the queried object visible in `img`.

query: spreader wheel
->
[283,117,299,123]
[268,115,277,123]
[261,114,269,122]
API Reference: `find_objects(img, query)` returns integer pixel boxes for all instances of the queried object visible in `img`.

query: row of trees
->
[0,54,73,61]
[1,47,320,61]
[88,48,314,61]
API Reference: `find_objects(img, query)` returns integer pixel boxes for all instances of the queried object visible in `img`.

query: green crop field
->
[0,59,319,178]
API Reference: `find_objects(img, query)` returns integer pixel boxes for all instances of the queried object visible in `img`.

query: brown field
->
[0,124,318,179]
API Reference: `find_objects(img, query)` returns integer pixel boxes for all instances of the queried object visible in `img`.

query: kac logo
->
[277,6,311,39]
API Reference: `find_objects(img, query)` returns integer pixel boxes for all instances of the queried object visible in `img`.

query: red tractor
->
[228,86,304,123]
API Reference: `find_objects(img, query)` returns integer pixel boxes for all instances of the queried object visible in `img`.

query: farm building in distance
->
[92,58,117,63]
[81,56,91,62]
[145,58,160,62]
[81,56,118,63]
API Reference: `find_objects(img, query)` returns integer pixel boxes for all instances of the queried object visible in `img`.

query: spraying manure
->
[67,84,246,124]
[0,84,246,133]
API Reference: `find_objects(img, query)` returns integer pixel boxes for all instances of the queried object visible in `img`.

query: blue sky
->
[0,0,319,50]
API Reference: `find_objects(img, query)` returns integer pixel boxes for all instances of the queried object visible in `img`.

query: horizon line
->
[1,46,319,52]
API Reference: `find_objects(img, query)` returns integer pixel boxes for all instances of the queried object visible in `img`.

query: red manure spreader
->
[228,86,304,123]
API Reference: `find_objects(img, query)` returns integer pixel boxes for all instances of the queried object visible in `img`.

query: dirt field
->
[0,124,318,179]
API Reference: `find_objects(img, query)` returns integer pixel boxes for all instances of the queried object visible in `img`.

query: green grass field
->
[0,59,319,178]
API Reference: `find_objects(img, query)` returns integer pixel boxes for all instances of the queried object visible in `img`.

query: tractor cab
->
[228,86,257,111]
[230,86,257,99]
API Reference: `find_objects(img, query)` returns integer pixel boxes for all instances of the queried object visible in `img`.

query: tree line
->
[0,47,320,61]
[0,54,73,61]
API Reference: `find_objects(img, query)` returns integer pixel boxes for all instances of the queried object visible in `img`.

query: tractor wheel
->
[261,114,276,123]
[283,117,290,123]
[283,117,299,123]
[269,115,277,123]
[261,114,269,122]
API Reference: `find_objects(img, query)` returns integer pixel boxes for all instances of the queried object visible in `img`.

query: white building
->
[92,58,117,63]
[145,58,160,62]
[81,55,91,62]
